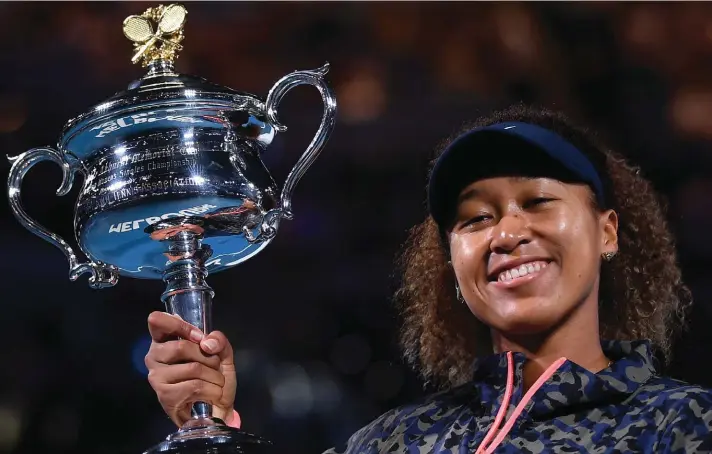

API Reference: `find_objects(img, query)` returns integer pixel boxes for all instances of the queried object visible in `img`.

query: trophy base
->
[143,417,272,454]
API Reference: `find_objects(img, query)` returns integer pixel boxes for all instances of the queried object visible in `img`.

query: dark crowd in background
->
[1,2,712,453]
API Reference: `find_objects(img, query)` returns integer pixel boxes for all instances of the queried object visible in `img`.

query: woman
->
[144,105,712,452]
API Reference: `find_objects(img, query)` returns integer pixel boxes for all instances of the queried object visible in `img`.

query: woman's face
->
[448,176,618,335]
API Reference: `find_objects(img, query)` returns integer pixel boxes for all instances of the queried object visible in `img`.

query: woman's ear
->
[600,209,619,256]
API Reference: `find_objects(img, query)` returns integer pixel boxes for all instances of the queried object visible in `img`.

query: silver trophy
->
[6,4,336,453]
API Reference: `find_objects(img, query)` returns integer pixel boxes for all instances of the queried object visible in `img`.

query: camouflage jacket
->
[325,340,712,453]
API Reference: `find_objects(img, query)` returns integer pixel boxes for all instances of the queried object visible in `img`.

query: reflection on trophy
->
[7,3,336,453]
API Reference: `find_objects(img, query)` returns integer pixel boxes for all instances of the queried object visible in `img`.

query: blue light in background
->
[131,335,152,376]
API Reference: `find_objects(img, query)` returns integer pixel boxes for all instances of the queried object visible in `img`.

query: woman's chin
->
[482,299,564,335]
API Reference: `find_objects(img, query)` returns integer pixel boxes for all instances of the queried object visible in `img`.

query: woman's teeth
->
[497,261,548,282]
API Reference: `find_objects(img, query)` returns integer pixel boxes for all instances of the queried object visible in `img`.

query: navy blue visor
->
[428,121,606,228]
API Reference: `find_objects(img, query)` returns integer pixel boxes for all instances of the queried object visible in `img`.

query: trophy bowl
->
[6,3,336,453]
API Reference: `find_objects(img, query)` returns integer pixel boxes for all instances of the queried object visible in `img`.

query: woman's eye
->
[462,214,491,227]
[525,197,555,208]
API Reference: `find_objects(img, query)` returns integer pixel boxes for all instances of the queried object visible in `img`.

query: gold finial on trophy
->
[122,4,188,67]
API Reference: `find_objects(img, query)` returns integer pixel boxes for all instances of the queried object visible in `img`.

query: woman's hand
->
[144,311,238,427]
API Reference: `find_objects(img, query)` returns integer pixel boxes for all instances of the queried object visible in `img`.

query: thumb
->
[199,331,234,366]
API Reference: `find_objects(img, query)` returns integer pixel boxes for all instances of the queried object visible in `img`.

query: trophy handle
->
[7,147,119,289]
[264,62,337,220]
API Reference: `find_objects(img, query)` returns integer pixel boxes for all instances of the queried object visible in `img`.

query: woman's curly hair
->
[395,104,692,389]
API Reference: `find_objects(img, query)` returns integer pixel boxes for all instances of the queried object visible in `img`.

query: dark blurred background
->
[1,2,712,453]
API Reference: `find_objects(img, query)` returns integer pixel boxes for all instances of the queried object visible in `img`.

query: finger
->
[146,340,221,369]
[149,362,225,388]
[200,331,236,403]
[158,380,224,409]
[171,408,192,428]
[199,331,234,365]
[147,311,204,343]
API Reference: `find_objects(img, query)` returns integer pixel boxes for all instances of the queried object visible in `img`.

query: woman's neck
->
[490,298,610,392]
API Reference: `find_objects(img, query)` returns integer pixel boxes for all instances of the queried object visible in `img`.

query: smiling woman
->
[324,104,712,453]
[400,105,692,390]
[141,104,712,454]
[449,174,616,354]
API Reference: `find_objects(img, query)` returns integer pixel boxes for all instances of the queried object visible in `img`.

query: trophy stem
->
[161,231,214,420]
[144,229,272,453]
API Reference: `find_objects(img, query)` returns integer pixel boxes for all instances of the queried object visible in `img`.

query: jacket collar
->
[469,340,657,420]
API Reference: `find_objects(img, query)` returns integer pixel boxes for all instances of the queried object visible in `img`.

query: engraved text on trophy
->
[91,145,202,208]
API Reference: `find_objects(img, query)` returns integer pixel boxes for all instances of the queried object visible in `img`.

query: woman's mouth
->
[497,261,548,282]
[488,260,551,289]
